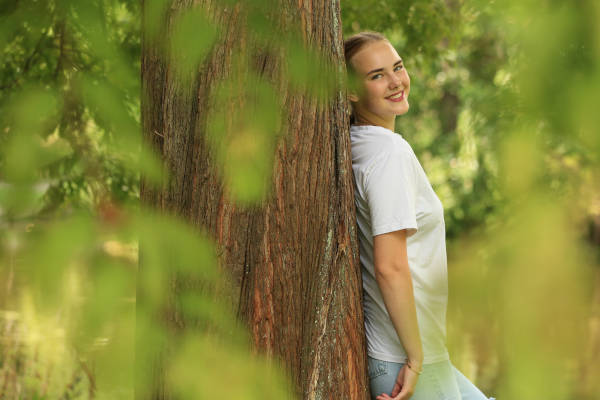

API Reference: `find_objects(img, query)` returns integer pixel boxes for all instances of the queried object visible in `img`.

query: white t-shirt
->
[350,124,450,364]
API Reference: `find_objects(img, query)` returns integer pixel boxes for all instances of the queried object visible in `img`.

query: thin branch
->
[54,20,65,80]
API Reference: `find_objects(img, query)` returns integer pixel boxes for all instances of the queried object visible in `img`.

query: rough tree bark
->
[140,0,368,398]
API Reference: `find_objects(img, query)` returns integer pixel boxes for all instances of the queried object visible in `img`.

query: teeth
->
[388,92,403,99]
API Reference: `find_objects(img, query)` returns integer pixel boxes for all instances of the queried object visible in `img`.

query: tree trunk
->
[139,1,368,399]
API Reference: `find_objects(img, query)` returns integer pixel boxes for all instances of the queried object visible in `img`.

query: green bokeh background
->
[1,0,599,398]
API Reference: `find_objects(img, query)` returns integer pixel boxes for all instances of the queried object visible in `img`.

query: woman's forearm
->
[375,266,424,368]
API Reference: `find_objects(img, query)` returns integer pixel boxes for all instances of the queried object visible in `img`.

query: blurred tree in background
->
[0,0,599,399]
[0,0,142,217]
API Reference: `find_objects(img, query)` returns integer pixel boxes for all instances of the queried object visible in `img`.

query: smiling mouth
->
[386,90,405,101]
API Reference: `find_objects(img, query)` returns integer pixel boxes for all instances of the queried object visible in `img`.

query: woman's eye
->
[371,73,383,80]
[394,65,404,71]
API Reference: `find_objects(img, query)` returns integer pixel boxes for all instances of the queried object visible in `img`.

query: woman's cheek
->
[367,84,383,102]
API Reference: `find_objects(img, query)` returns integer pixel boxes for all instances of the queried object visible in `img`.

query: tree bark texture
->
[140,1,368,398]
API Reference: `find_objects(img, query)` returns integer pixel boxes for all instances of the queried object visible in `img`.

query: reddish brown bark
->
[140,1,368,398]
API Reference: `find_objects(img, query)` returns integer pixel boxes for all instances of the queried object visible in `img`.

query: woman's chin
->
[393,102,410,116]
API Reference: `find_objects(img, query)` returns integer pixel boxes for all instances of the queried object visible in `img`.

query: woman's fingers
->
[394,367,420,400]
[391,381,402,398]
[376,365,418,400]
[396,386,414,400]
[391,365,406,397]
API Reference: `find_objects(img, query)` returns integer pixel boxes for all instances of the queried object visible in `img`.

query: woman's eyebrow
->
[365,59,403,76]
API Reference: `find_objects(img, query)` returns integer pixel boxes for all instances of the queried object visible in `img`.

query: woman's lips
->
[386,90,405,102]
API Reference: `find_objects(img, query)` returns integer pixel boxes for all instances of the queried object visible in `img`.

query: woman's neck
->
[353,110,396,132]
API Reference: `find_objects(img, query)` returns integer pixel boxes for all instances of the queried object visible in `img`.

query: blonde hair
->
[344,31,388,68]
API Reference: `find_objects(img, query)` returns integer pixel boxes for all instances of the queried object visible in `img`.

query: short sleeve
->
[364,150,418,237]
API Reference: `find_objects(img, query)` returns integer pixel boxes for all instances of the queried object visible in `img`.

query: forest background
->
[1,0,599,399]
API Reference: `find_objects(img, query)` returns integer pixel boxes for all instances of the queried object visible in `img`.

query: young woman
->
[344,32,494,400]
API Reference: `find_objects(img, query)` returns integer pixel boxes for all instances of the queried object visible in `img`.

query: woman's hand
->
[375,364,420,400]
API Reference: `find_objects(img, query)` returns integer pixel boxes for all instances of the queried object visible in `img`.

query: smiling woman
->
[344,32,495,400]
[345,32,410,131]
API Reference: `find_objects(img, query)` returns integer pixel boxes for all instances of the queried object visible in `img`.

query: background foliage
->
[1,0,599,398]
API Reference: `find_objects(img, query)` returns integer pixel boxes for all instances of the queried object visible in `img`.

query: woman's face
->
[349,40,410,121]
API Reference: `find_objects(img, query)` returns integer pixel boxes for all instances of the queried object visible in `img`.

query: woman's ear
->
[346,70,360,103]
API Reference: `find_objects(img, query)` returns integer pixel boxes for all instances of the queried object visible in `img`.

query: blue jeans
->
[368,356,495,400]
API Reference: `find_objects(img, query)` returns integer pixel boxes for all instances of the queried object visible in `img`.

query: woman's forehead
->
[351,41,402,73]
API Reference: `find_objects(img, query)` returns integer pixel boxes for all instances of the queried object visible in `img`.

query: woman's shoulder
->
[353,137,415,185]
[351,124,408,144]
[351,126,412,158]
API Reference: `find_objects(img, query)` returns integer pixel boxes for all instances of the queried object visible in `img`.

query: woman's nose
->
[389,74,402,89]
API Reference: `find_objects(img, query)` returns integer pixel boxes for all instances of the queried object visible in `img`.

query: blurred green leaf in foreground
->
[0,0,599,398]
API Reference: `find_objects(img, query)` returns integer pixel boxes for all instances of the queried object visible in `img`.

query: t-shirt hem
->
[372,222,417,238]
[367,349,450,365]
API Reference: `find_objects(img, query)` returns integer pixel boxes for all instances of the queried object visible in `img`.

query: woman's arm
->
[373,229,423,399]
